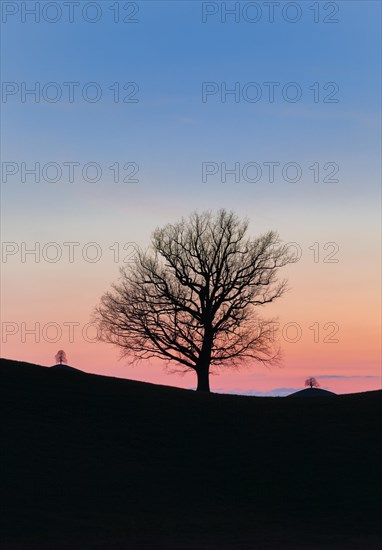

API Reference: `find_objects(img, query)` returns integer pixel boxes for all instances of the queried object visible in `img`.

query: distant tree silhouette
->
[305,377,320,389]
[95,210,296,392]
[55,350,67,365]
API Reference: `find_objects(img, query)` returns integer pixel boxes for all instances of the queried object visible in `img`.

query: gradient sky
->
[1,0,381,395]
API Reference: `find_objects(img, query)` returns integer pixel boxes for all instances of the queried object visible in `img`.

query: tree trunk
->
[196,324,212,392]
[196,367,210,392]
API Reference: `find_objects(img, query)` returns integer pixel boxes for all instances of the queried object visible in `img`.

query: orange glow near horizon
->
[2,319,380,396]
[2,210,381,396]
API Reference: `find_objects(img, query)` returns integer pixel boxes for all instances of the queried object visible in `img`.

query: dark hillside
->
[1,358,381,549]
[288,387,337,397]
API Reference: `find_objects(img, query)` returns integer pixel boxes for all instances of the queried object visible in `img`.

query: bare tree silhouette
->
[55,350,67,366]
[305,377,320,389]
[95,210,296,392]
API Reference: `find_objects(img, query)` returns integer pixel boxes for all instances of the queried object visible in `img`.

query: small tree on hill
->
[305,377,320,389]
[55,350,68,366]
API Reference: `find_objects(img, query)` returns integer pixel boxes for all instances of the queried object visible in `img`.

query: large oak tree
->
[95,210,296,392]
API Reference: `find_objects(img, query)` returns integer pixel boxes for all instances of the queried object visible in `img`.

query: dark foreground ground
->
[1,358,381,550]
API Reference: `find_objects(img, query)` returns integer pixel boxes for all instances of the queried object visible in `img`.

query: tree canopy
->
[305,377,320,389]
[95,210,296,391]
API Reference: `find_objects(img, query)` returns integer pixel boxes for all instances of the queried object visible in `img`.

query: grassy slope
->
[1,358,381,549]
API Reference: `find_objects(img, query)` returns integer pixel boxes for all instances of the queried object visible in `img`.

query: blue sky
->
[2,2,381,232]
